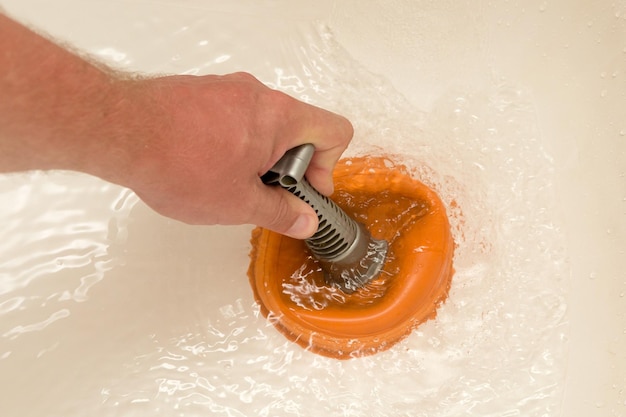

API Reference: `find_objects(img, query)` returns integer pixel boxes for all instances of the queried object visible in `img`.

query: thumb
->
[251,184,319,239]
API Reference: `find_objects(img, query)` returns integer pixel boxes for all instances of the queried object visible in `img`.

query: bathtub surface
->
[1,1,625,416]
[328,1,626,415]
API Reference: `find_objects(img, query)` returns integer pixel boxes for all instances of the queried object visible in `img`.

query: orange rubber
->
[248,156,455,359]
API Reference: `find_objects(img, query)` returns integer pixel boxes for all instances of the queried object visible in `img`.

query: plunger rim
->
[248,156,455,359]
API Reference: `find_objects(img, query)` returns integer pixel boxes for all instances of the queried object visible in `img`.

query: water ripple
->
[3,308,70,340]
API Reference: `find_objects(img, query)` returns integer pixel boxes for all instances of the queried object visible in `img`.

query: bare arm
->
[0,13,353,238]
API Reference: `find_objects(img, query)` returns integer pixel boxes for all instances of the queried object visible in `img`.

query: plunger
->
[249,146,454,359]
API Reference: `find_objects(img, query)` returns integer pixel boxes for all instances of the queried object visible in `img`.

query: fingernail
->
[285,214,316,239]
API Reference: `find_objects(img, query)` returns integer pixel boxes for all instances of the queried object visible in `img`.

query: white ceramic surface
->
[1,1,624,416]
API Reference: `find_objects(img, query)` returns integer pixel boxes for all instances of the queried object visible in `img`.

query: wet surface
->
[0,1,608,415]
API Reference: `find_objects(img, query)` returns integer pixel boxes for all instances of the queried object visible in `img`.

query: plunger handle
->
[261,144,388,293]
[260,144,315,187]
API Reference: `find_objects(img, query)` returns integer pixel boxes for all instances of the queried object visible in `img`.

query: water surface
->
[0,16,568,417]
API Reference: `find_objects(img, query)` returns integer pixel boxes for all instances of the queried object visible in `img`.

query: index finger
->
[289,103,354,196]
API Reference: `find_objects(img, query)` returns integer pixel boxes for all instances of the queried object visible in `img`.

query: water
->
[0,19,568,417]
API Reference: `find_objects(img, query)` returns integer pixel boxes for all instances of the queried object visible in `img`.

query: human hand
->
[121,72,353,238]
[0,15,351,238]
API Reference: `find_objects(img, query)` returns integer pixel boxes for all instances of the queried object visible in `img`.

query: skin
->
[0,13,353,239]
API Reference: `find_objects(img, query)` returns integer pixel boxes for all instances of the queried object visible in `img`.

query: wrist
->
[74,75,151,186]
[83,75,183,194]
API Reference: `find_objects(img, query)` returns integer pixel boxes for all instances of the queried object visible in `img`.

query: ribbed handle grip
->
[261,144,388,293]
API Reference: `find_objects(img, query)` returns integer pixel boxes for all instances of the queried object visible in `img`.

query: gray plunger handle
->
[261,144,388,293]
[261,144,360,263]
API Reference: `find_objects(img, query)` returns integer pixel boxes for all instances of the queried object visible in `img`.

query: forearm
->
[0,13,140,182]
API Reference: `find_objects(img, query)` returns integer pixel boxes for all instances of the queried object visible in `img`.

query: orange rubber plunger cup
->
[249,155,454,359]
